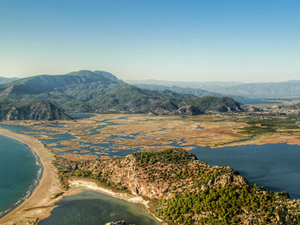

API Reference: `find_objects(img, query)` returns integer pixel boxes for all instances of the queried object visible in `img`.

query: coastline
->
[0,128,163,225]
[0,128,63,224]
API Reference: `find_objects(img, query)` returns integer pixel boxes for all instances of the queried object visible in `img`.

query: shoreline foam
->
[0,134,42,218]
[0,128,63,224]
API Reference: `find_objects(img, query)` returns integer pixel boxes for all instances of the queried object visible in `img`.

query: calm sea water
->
[0,135,42,218]
[39,190,161,225]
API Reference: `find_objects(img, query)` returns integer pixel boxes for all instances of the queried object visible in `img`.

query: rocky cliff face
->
[0,100,72,121]
[55,148,246,199]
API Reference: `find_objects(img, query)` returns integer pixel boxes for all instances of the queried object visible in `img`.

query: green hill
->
[133,84,224,97]
[185,96,244,112]
[0,100,72,121]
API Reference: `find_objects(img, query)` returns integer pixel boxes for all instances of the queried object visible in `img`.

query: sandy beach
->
[0,128,163,225]
[0,128,63,225]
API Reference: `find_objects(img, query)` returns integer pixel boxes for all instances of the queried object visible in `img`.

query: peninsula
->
[53,148,300,224]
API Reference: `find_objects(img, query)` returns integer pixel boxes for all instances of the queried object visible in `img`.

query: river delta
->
[1,114,300,162]
[0,113,300,224]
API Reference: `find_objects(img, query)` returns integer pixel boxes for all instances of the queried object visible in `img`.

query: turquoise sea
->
[0,134,42,218]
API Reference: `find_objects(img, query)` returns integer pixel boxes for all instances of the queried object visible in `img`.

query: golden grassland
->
[2,114,300,162]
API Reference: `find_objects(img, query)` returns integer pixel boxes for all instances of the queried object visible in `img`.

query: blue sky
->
[0,0,299,82]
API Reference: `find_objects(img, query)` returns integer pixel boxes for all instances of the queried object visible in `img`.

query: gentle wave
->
[0,167,42,218]
[0,136,43,218]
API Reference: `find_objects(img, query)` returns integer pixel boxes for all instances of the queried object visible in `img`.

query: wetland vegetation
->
[240,115,300,133]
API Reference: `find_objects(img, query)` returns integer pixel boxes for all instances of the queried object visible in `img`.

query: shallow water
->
[39,190,161,225]
[0,135,42,218]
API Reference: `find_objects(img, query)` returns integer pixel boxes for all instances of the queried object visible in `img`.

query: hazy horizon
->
[1,1,299,83]
[1,69,300,84]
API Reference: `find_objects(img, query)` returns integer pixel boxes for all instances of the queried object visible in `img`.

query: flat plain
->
[2,114,300,163]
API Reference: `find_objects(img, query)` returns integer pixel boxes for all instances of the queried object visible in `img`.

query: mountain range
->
[0,70,250,116]
[127,79,300,97]
[133,84,224,98]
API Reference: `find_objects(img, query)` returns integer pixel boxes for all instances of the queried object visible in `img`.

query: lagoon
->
[39,190,161,225]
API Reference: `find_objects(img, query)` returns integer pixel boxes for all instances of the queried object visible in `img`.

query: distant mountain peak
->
[92,71,118,80]
[65,70,118,81]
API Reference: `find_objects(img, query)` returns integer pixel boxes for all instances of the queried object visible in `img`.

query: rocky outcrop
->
[207,172,248,188]
[176,105,203,115]
[0,100,72,121]
[241,105,263,112]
